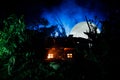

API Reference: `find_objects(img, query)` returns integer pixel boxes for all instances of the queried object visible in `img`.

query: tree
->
[0,14,26,79]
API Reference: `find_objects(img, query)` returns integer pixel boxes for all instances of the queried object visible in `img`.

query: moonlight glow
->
[40,0,106,36]
[69,21,100,39]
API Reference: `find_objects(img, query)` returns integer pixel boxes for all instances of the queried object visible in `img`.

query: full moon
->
[69,21,100,39]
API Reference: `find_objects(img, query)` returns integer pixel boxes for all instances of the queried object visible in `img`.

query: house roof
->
[44,36,91,48]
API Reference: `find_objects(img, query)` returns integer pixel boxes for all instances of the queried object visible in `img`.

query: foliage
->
[0,14,64,80]
[0,14,25,55]
[0,14,26,79]
[0,13,118,80]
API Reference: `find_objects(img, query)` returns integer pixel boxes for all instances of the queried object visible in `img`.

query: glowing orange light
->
[51,48,55,50]
[47,53,54,59]
[64,48,74,51]
[67,53,72,58]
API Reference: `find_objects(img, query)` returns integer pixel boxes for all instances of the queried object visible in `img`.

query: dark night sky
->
[0,0,119,35]
[0,0,119,17]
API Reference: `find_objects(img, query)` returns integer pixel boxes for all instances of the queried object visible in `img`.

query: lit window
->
[77,41,80,44]
[47,53,54,59]
[67,53,72,58]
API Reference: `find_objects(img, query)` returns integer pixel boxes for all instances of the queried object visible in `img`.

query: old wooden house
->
[44,35,90,61]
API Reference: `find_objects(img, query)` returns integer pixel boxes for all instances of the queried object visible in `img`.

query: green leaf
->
[9,56,15,65]
[9,25,14,33]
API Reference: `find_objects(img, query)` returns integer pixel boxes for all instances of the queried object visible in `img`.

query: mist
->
[40,0,107,36]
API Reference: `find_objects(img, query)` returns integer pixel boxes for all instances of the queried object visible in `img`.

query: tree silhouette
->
[1,12,119,80]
